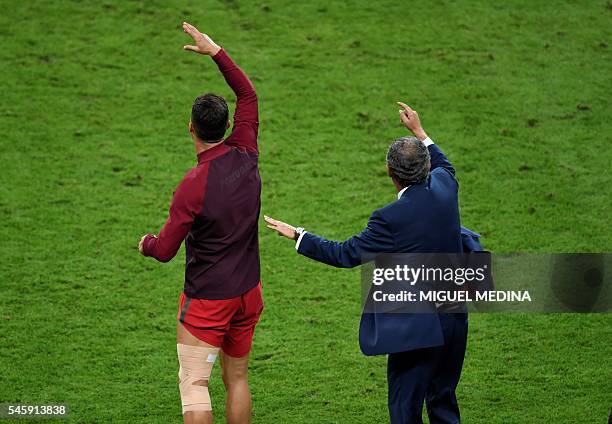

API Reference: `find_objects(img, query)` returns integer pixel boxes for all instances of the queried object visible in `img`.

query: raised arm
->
[397,102,455,176]
[213,50,258,152]
[182,22,259,153]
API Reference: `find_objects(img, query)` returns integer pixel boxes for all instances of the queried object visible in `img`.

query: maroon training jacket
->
[142,49,261,300]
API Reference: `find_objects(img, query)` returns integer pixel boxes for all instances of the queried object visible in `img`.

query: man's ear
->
[189,120,195,136]
[386,165,393,177]
[227,119,231,129]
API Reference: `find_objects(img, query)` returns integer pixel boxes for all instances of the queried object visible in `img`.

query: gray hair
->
[386,136,431,187]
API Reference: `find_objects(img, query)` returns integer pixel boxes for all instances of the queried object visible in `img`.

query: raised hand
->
[264,215,298,240]
[182,22,221,56]
[397,101,428,141]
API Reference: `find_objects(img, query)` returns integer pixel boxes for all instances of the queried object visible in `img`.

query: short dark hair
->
[191,93,229,142]
[386,136,431,187]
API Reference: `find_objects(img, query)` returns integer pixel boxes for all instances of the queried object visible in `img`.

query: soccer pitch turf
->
[1,1,610,423]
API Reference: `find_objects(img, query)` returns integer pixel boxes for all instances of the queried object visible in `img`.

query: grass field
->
[1,0,611,423]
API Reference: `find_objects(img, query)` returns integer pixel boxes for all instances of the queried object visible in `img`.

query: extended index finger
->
[397,101,414,113]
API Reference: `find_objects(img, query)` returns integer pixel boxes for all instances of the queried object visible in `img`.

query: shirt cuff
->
[212,49,231,69]
[295,231,307,251]
[142,234,157,257]
[422,137,434,147]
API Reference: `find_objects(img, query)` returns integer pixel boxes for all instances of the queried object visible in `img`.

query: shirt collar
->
[397,186,410,200]
[197,142,230,164]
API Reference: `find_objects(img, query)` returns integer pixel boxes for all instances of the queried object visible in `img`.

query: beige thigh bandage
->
[177,344,220,413]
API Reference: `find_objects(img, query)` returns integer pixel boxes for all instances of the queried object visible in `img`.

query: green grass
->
[1,0,611,422]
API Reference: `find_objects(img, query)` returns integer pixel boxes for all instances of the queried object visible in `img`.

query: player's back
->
[185,144,261,299]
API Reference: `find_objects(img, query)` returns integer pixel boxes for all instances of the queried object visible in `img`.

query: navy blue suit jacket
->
[297,142,470,355]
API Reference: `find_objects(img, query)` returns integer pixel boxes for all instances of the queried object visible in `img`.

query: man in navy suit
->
[265,102,468,424]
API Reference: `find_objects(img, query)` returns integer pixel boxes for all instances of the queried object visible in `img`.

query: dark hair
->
[386,136,431,187]
[191,93,229,142]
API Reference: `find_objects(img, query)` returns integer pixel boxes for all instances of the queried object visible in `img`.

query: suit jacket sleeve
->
[296,210,395,268]
[428,144,455,177]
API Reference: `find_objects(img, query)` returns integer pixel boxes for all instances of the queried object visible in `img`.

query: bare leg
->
[221,351,251,424]
[177,322,216,424]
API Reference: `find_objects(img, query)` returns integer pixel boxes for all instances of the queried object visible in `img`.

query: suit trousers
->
[387,313,468,424]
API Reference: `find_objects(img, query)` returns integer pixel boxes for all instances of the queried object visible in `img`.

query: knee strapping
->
[177,344,220,413]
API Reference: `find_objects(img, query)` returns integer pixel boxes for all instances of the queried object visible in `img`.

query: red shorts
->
[177,282,263,357]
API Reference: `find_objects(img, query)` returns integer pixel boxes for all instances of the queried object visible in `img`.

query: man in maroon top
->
[138,22,262,424]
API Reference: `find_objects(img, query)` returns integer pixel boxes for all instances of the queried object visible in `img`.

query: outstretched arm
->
[182,22,259,153]
[397,102,455,176]
[264,213,395,268]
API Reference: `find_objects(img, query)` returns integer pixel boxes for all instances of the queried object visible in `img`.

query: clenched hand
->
[397,101,428,141]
